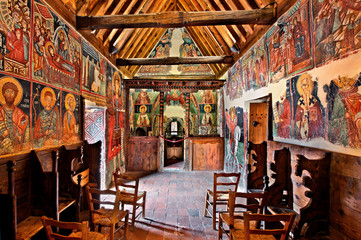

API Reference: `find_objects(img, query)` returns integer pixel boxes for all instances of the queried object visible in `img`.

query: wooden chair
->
[218,191,267,239]
[41,216,106,240]
[204,172,241,230]
[231,211,296,240]
[85,186,128,240]
[113,169,147,229]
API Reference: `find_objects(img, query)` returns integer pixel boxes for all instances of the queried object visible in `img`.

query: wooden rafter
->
[76,8,276,30]
[116,56,233,66]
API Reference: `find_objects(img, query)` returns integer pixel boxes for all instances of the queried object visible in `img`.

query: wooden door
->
[249,102,268,143]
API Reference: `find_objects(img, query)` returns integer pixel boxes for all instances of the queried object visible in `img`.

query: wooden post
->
[159,92,164,136]
[7,160,17,240]
[185,93,190,137]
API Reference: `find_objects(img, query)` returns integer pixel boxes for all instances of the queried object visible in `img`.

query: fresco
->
[177,29,212,75]
[82,41,107,103]
[0,75,30,154]
[33,0,81,92]
[266,0,312,83]
[273,80,293,138]
[225,107,244,174]
[32,83,60,148]
[106,65,125,185]
[313,0,361,67]
[324,73,361,148]
[61,91,80,144]
[226,60,242,100]
[241,38,268,90]
[137,28,214,76]
[0,0,31,77]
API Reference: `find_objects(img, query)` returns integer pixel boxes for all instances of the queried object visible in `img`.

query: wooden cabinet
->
[190,137,224,171]
[127,136,159,172]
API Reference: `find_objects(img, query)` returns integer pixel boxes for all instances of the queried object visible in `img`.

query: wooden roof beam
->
[76,8,276,30]
[117,56,233,66]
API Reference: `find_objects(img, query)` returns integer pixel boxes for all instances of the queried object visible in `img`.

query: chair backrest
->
[113,171,140,204]
[213,172,241,197]
[85,186,120,224]
[228,191,267,218]
[243,211,296,240]
[41,216,88,240]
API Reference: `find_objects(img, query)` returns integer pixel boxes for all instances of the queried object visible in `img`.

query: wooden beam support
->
[116,56,233,66]
[76,8,276,30]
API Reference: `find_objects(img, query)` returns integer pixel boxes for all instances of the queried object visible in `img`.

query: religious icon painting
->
[61,91,80,144]
[0,75,30,155]
[312,0,361,67]
[33,0,81,93]
[0,0,31,78]
[266,0,312,82]
[323,73,361,148]
[226,60,242,100]
[273,80,293,139]
[290,73,325,141]
[241,37,269,91]
[82,41,107,104]
[32,83,61,149]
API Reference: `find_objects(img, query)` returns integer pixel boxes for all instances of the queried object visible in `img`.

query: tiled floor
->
[122,171,221,240]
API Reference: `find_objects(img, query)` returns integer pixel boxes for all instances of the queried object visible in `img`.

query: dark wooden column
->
[159,92,164,136]
[185,93,190,137]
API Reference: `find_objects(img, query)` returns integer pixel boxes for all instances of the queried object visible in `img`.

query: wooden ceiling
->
[53,0,297,80]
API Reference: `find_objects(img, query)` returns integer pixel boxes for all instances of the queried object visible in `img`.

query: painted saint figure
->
[276,91,291,138]
[0,77,28,153]
[62,93,79,144]
[137,105,150,127]
[201,105,214,125]
[294,74,325,140]
[34,87,59,147]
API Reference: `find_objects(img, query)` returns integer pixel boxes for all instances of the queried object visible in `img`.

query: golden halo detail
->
[40,87,56,108]
[0,77,23,106]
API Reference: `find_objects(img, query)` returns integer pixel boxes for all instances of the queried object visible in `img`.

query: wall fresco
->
[226,60,242,100]
[241,37,269,90]
[0,0,31,78]
[136,28,214,76]
[61,91,80,144]
[313,0,361,67]
[266,0,313,83]
[33,0,81,92]
[106,65,124,186]
[32,83,60,148]
[324,73,361,148]
[82,41,107,102]
[0,75,30,154]
[225,107,244,174]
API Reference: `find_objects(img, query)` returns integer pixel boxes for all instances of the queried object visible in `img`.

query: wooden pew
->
[247,141,267,190]
[0,141,102,240]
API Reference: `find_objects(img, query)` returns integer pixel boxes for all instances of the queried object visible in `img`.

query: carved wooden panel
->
[191,137,224,171]
[127,137,159,172]
[247,141,267,190]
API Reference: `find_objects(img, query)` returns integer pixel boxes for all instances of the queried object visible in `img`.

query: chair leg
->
[131,203,137,228]
[204,193,209,217]
[213,201,217,230]
[142,193,146,218]
[218,216,223,240]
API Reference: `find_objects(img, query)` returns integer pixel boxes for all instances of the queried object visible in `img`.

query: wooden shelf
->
[59,197,76,213]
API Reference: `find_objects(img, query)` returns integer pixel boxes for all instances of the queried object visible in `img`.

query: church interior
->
[0,0,360,239]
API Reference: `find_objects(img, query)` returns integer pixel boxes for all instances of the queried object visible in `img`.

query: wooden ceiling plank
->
[179,0,229,56]
[186,27,221,74]
[129,28,168,75]
[76,8,276,29]
[118,0,170,59]
[95,0,128,39]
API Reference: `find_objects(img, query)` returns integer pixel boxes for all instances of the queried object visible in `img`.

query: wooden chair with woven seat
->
[113,169,147,229]
[204,172,241,230]
[231,211,296,240]
[218,191,268,239]
[85,186,128,240]
[41,216,106,240]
